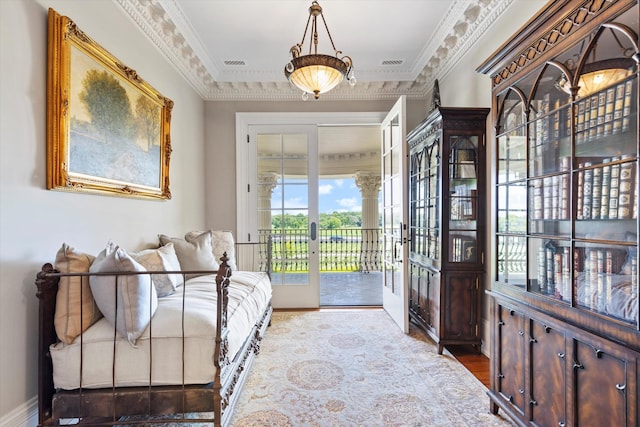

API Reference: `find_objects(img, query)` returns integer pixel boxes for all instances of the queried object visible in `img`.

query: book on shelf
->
[589,94,599,141]
[591,163,602,219]
[618,156,635,220]
[449,235,476,263]
[609,157,621,219]
[599,159,611,220]
[603,86,615,136]
[577,165,584,220]
[582,162,594,220]
[612,81,625,134]
[622,79,633,133]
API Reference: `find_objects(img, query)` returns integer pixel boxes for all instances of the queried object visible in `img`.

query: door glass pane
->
[257,133,310,286]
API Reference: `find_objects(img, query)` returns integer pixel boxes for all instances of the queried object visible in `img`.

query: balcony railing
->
[257,228,381,273]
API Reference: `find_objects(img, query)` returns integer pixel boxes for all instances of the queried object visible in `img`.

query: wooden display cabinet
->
[407,106,489,354]
[478,1,639,426]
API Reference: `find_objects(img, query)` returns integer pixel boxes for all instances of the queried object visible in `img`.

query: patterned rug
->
[229,309,515,427]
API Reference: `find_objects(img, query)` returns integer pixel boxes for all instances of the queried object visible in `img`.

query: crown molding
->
[115,0,513,101]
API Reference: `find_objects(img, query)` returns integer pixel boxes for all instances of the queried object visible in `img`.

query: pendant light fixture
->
[284,1,355,100]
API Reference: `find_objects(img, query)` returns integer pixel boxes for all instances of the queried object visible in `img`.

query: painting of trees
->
[135,96,160,151]
[78,69,135,143]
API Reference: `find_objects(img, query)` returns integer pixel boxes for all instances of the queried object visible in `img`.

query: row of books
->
[532,74,635,147]
[449,234,476,263]
[531,157,570,220]
[577,156,638,220]
[536,244,636,313]
[575,77,634,144]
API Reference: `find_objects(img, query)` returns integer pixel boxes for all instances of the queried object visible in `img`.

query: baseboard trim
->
[1,396,38,427]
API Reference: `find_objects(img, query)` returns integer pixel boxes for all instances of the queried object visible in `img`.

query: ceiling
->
[115,0,515,101]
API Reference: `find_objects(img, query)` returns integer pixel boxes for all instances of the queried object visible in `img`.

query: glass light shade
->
[576,68,631,97]
[285,54,348,99]
[555,58,635,97]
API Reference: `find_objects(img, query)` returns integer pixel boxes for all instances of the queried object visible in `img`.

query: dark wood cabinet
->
[478,1,640,426]
[407,107,489,354]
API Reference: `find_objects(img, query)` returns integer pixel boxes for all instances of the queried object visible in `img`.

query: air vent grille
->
[381,59,404,66]
[224,60,246,66]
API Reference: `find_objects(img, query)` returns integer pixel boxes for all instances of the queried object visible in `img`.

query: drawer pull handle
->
[519,388,524,394]
[509,310,515,316]
[557,352,565,359]
[558,422,566,427]
[544,325,551,333]
[498,321,505,326]
[616,383,626,391]
[530,338,537,343]
[573,362,584,370]
[518,330,524,336]
[530,399,537,406]
[498,373,505,379]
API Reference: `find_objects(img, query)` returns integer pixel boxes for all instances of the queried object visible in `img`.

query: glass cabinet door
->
[493,5,639,327]
[448,135,479,263]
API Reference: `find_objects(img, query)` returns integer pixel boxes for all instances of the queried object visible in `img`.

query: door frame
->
[236,112,388,309]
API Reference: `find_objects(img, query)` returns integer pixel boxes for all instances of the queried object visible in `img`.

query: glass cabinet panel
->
[491,5,639,328]
[574,242,637,324]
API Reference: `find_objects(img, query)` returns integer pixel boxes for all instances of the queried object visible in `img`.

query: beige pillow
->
[89,242,158,346]
[54,244,103,345]
[185,230,237,271]
[159,231,219,277]
[130,243,182,297]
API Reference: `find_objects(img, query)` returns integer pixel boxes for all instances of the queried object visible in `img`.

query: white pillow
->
[130,243,182,297]
[54,243,102,344]
[89,242,158,346]
[159,231,219,277]
[185,230,237,271]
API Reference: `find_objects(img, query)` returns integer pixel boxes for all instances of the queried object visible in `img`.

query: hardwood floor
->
[447,345,490,388]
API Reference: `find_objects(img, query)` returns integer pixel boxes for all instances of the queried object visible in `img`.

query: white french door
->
[249,125,319,308]
[381,96,409,332]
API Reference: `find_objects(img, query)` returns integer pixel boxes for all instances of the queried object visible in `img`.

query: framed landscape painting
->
[47,8,173,199]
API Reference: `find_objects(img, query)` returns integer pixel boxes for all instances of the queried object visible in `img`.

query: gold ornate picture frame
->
[47,8,173,199]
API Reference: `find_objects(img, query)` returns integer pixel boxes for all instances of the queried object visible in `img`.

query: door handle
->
[310,222,317,241]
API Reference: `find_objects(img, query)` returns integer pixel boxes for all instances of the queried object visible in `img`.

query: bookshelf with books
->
[407,106,489,355]
[478,1,639,426]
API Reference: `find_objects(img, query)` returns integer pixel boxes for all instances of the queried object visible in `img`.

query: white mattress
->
[50,271,272,390]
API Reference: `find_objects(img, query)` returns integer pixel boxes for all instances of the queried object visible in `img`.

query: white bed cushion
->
[89,242,158,346]
[185,230,237,271]
[50,271,272,390]
[159,231,219,276]
[54,244,102,345]
[130,243,182,297]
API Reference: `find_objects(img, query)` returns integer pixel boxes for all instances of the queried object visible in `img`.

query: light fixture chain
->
[319,12,339,55]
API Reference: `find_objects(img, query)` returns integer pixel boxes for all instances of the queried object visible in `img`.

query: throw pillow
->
[185,230,237,271]
[159,231,219,277]
[54,243,103,345]
[89,242,158,346]
[130,243,182,297]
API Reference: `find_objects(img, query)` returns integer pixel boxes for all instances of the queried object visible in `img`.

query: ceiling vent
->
[224,60,246,66]
[381,59,404,66]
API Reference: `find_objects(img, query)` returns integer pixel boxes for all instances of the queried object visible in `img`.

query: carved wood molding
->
[490,0,617,88]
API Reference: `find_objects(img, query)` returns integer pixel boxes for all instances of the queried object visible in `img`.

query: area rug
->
[229,309,514,427]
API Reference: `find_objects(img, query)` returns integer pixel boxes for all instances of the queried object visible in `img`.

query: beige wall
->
[0,0,206,420]
[203,99,427,231]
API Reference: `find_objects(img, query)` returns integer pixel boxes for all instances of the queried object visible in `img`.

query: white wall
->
[0,0,206,422]
[438,0,549,353]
